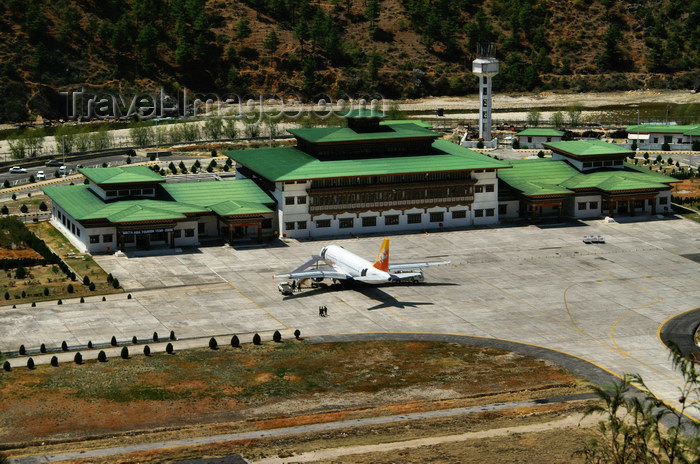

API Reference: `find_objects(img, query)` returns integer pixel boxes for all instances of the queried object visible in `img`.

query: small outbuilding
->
[516,128,565,149]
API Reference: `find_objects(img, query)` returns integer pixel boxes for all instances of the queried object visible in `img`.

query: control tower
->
[472,56,499,141]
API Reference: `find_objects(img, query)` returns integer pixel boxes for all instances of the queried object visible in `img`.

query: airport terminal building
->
[43,166,275,253]
[226,112,509,239]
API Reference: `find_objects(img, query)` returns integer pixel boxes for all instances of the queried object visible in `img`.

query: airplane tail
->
[372,238,390,272]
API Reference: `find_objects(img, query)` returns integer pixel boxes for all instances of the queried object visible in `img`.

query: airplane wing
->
[388,261,450,272]
[274,269,350,280]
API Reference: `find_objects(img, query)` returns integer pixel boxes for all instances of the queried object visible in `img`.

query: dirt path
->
[9,394,596,464]
[254,412,599,464]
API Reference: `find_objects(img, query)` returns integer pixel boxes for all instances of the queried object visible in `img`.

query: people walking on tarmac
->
[323,306,328,317]
[318,305,328,317]
[319,305,324,317]
[291,280,296,292]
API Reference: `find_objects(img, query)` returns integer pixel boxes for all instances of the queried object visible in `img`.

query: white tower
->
[472,56,499,142]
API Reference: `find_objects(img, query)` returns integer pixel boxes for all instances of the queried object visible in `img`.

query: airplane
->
[274,238,449,285]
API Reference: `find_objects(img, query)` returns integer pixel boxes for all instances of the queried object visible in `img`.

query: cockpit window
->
[361,268,367,277]
[321,247,327,259]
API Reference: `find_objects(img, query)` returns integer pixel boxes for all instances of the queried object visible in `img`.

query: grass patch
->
[0,340,587,445]
[0,195,51,215]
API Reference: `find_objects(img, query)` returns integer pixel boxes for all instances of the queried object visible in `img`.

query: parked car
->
[8,166,27,174]
[58,166,67,175]
[36,170,45,180]
[46,159,62,167]
[277,282,293,295]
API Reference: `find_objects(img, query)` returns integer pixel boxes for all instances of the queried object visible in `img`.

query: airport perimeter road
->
[1,217,699,417]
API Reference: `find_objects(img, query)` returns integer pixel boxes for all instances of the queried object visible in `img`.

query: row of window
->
[474,209,495,217]
[284,196,307,205]
[58,210,80,238]
[578,202,599,211]
[474,184,495,193]
[105,188,155,197]
[582,160,624,168]
[89,234,113,244]
[292,210,481,230]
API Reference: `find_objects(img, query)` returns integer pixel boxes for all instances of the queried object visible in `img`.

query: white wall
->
[499,200,520,219]
[570,194,602,218]
[518,135,562,149]
[471,171,499,225]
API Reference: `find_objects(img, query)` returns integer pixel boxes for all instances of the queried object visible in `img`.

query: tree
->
[0,205,7,215]
[27,357,35,369]
[15,264,26,279]
[365,0,381,39]
[166,342,174,354]
[551,111,565,129]
[39,201,47,211]
[203,117,223,140]
[98,350,107,362]
[273,330,282,342]
[236,18,251,39]
[263,30,280,66]
[120,346,129,359]
[111,335,117,346]
[567,103,583,128]
[231,335,240,347]
[208,337,218,349]
[19,204,28,214]
[67,283,74,293]
[597,24,624,71]
[74,352,82,364]
[294,329,301,339]
[526,109,541,127]
[253,333,261,345]
[579,344,700,463]
[143,345,151,356]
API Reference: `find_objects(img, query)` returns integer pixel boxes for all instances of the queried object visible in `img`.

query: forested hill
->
[0,0,699,122]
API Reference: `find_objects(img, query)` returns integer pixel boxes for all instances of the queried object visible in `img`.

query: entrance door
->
[136,234,149,250]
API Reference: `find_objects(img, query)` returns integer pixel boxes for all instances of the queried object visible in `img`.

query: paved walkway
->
[10,393,596,464]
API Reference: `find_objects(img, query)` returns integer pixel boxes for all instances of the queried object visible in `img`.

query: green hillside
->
[0,0,698,122]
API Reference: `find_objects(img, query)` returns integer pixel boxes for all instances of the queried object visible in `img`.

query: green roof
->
[340,108,385,118]
[382,119,433,128]
[498,159,578,196]
[626,124,700,135]
[80,166,164,185]
[162,179,273,215]
[517,128,565,137]
[226,139,508,182]
[544,140,634,157]
[499,159,678,197]
[43,180,273,224]
[287,122,439,144]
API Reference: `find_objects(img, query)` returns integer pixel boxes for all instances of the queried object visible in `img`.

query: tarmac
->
[1,215,699,418]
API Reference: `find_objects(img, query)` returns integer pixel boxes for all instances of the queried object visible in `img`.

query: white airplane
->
[274,238,449,285]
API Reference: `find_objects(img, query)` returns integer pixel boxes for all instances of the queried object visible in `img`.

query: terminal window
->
[660,197,668,204]
[173,230,182,238]
[485,209,495,217]
[285,222,295,230]
[185,229,194,237]
[589,202,599,209]
[89,235,100,244]
[429,212,444,222]
[498,204,507,215]
[485,184,494,192]
[297,196,307,204]
[339,218,354,228]
[578,202,587,210]
[297,221,307,230]
[103,234,113,243]
[362,216,377,227]
[407,213,422,224]
[285,197,295,205]
[474,209,484,217]
[198,223,205,234]
[316,219,331,228]
[475,185,484,193]
[452,210,466,219]
[385,215,399,225]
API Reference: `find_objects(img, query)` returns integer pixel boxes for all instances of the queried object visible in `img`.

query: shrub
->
[537,151,545,158]
[143,345,151,356]
[209,337,218,349]
[231,335,240,347]
[74,352,82,364]
[61,340,68,351]
[127,293,131,299]
[512,139,520,149]
[107,273,113,283]
[57,299,62,305]
[3,292,8,300]
[294,329,301,339]
[39,201,48,211]
[87,340,93,349]
[2,361,10,371]
[79,297,84,303]
[2,179,8,188]
[19,344,26,355]
[132,336,138,344]
[44,287,49,296]
[89,282,95,291]
[50,356,58,367]
[98,350,107,362]
[40,343,46,353]
[126,156,132,164]
[27,358,34,369]
[253,333,261,345]
[153,332,159,342]
[112,278,120,289]
[120,346,129,359]
[692,140,700,151]
[67,284,74,294]
[169,330,176,340]
[631,140,637,151]
[15,265,26,279]
[31,302,35,307]
[111,336,117,346]
[166,342,174,354]
[102,296,106,301]
[662,142,670,151]
[0,205,7,215]
[19,204,28,214]
[273,330,282,342]
[21,290,26,298]
[83,275,90,285]
[11,193,16,200]
[211,149,217,157]
[28,175,35,183]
